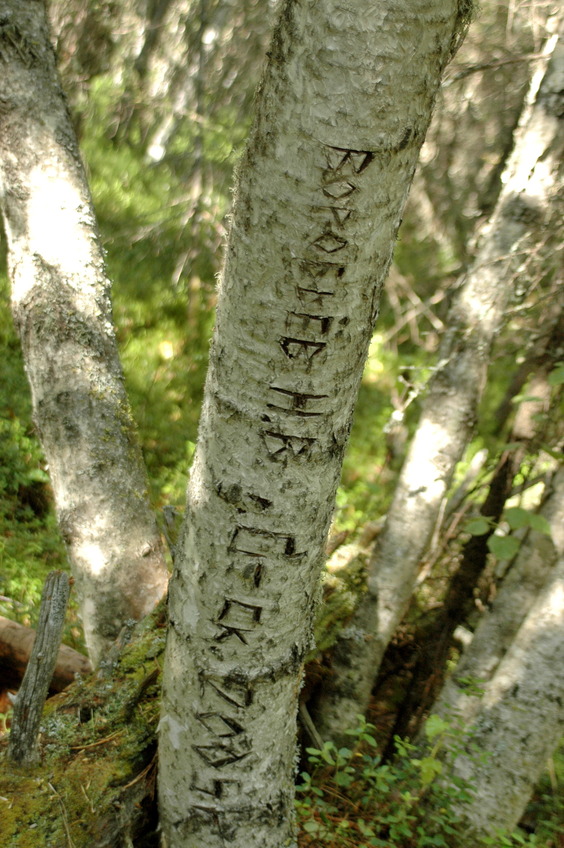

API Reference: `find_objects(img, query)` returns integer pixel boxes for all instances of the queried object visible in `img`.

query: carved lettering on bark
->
[324,145,374,175]
[216,481,272,513]
[298,259,346,281]
[311,232,348,254]
[280,336,327,361]
[193,740,251,768]
[201,674,253,709]
[328,206,353,226]
[321,179,357,200]
[268,385,329,417]
[196,712,245,737]
[286,311,332,336]
[228,557,267,589]
[192,777,239,800]
[296,286,335,308]
[262,430,316,459]
[214,598,263,643]
[229,526,305,558]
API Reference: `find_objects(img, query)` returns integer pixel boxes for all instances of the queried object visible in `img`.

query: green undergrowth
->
[296,716,564,848]
[79,76,219,506]
[0,612,561,847]
[0,604,167,847]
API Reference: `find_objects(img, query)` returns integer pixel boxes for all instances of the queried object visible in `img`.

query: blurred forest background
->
[0,1,563,846]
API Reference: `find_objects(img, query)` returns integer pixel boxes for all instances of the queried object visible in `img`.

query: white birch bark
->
[0,1,169,665]
[313,24,564,742]
[158,1,474,846]
[447,551,564,834]
[434,462,564,730]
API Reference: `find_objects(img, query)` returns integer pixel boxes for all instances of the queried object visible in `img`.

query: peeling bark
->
[158,1,474,846]
[313,24,564,743]
[0,1,169,664]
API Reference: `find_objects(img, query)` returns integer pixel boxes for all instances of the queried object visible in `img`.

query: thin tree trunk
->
[434,464,564,730]
[158,2,474,846]
[448,554,564,834]
[382,446,520,752]
[0,1,169,665]
[313,24,564,743]
[384,355,558,745]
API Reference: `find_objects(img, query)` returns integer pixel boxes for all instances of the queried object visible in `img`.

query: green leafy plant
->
[296,715,471,848]
[295,716,559,848]
[464,503,552,562]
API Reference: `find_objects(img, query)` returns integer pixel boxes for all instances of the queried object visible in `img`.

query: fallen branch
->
[0,614,92,693]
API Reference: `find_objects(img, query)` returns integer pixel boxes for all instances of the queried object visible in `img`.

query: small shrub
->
[296,716,558,848]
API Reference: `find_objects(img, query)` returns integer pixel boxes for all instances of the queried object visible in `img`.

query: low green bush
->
[296,716,563,848]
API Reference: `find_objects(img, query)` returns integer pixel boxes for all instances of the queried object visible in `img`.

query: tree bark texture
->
[434,463,564,732]
[0,615,92,692]
[449,553,564,834]
[158,2,474,847]
[312,24,564,743]
[7,571,70,765]
[0,1,169,665]
[389,342,562,743]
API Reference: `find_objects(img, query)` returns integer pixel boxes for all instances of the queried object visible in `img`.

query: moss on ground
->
[0,603,166,848]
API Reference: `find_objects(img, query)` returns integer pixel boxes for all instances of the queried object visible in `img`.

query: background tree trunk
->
[434,463,564,725]
[447,551,564,835]
[312,23,564,742]
[0,0,169,664]
[158,1,474,846]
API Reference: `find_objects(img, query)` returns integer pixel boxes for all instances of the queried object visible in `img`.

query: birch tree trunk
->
[0,1,169,665]
[313,23,564,742]
[158,2,474,846]
[434,463,564,729]
[385,360,561,743]
[445,558,564,834]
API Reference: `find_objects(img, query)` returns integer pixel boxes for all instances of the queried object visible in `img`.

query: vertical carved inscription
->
[280,337,326,361]
[216,481,272,513]
[192,776,239,801]
[324,145,374,174]
[311,232,348,254]
[191,673,253,797]
[201,673,253,709]
[191,143,377,827]
[286,311,332,336]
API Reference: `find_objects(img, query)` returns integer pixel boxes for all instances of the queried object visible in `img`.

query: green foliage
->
[296,716,471,848]
[296,717,560,848]
[547,363,564,387]
[77,76,226,506]
[463,503,553,563]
